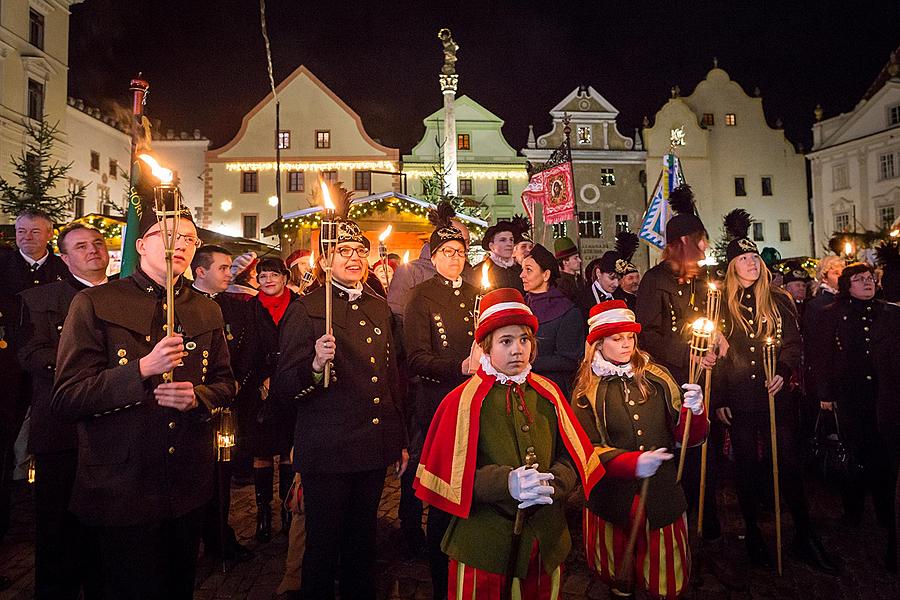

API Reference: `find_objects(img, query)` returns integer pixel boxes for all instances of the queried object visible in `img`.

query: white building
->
[0,0,83,223]
[204,65,400,244]
[807,48,900,254]
[644,64,811,258]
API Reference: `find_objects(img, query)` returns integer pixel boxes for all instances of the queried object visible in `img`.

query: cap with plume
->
[316,181,368,252]
[428,200,466,254]
[724,208,759,262]
[614,231,640,276]
[511,214,533,243]
[664,184,706,241]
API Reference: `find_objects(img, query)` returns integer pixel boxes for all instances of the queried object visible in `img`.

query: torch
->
[763,337,783,575]
[467,262,491,373]
[216,408,235,462]
[675,317,715,483]
[299,252,316,295]
[402,250,410,265]
[319,179,338,388]
[378,224,393,292]
[503,448,537,600]
[697,282,722,536]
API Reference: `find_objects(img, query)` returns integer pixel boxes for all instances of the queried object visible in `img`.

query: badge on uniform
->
[185,341,197,351]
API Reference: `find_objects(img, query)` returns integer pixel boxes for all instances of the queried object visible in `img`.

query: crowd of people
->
[0,181,899,599]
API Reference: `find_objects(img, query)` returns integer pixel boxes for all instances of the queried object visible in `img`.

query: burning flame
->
[692,318,715,334]
[891,229,900,238]
[308,253,315,268]
[844,241,853,256]
[138,154,173,184]
[766,336,774,345]
[708,282,717,291]
[402,250,410,264]
[320,179,335,211]
[379,224,393,242]
[480,262,491,290]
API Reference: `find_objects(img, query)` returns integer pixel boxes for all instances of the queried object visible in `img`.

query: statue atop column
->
[438,28,458,76]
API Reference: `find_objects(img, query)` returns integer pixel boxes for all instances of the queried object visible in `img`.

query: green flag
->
[119,164,141,277]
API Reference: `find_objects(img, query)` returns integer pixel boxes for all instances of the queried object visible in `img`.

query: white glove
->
[635,448,673,478]
[681,383,704,415]
[508,464,555,509]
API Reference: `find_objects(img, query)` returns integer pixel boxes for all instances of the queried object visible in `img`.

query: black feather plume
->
[510,214,532,236]
[668,185,696,216]
[615,231,639,262]
[723,208,752,240]
[428,200,456,228]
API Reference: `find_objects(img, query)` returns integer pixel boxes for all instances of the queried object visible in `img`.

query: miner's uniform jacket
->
[51,269,236,526]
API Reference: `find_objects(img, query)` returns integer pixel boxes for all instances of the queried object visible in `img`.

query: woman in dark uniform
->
[712,209,836,573]
[242,257,299,542]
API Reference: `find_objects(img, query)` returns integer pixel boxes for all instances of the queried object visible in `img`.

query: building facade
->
[807,49,900,255]
[644,65,811,259]
[402,95,528,222]
[204,65,400,244]
[523,85,648,268]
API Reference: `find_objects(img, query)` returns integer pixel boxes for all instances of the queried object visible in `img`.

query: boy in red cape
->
[414,288,604,599]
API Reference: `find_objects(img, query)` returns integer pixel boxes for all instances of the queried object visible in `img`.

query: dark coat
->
[869,300,900,457]
[613,287,637,312]
[634,262,706,385]
[711,285,800,414]
[473,257,524,293]
[403,274,477,452]
[528,293,585,397]
[271,284,406,475]
[557,271,586,305]
[51,270,236,527]
[17,276,90,454]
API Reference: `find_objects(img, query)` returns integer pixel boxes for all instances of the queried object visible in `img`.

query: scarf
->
[258,288,291,325]
[526,287,574,323]
[591,349,634,378]
[489,252,516,269]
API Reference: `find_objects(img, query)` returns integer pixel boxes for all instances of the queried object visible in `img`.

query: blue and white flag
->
[638,154,684,249]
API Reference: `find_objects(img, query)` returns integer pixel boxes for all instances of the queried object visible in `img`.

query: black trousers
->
[729,409,811,537]
[34,451,101,600]
[300,468,385,600]
[201,459,238,554]
[94,507,204,600]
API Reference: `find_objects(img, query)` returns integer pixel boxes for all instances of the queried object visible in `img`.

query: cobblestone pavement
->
[0,467,897,599]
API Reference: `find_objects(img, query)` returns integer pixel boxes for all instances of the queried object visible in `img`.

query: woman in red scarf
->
[241,257,299,542]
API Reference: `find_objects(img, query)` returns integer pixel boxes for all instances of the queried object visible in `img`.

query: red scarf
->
[257,288,291,325]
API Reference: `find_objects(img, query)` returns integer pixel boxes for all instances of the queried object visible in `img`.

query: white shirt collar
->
[592,280,614,302]
[20,249,49,268]
[72,274,108,288]
[591,349,634,378]
[480,353,531,385]
[334,280,363,301]
[489,253,516,269]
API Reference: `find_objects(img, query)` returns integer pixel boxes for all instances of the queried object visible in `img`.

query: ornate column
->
[438,28,459,196]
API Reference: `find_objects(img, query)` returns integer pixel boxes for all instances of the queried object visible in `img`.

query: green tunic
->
[441,381,578,578]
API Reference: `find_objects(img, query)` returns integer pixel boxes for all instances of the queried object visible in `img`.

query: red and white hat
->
[475,288,539,343]
[586,300,641,345]
[286,249,311,269]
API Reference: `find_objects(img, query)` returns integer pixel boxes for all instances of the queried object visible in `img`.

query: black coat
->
[869,300,900,457]
[473,258,524,293]
[613,287,637,312]
[17,276,90,454]
[528,294,585,397]
[634,263,706,385]
[403,275,477,452]
[51,270,236,526]
[557,272,586,306]
[272,284,406,475]
[712,285,800,414]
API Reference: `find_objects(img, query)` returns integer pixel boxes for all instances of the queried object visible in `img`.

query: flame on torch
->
[844,241,853,256]
[308,253,315,268]
[138,154,173,184]
[480,262,491,290]
[320,179,335,211]
[379,224,393,242]
[402,250,410,264]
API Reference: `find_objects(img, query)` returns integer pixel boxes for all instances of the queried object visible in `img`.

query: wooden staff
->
[378,225,393,292]
[503,449,537,600]
[763,338,783,575]
[697,283,721,536]
[319,180,338,387]
[154,183,180,384]
[614,477,651,596]
[676,318,714,482]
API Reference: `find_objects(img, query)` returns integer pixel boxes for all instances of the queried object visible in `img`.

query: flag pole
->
[122,74,150,277]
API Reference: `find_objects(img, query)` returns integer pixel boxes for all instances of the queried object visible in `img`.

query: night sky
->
[68,1,899,154]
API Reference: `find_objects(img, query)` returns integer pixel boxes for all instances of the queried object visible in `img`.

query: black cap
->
[319,217,370,255]
[428,201,467,254]
[480,220,518,251]
[527,243,560,286]
[665,185,706,241]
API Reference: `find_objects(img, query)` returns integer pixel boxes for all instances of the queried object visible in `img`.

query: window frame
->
[576,126,592,145]
[702,113,715,127]
[109,159,118,179]
[779,221,791,242]
[27,79,44,121]
[241,170,259,193]
[315,130,331,149]
[459,178,473,196]
[879,205,896,230]
[353,170,371,192]
[752,221,764,242]
[761,176,773,196]
[577,210,602,238]
[832,163,849,191]
[287,170,305,193]
[725,113,737,126]
[496,179,509,195]
[600,168,616,187]
[878,152,897,181]
[29,9,45,50]
[322,170,338,183]
[734,176,747,197]
[241,213,260,239]
[834,212,850,232]
[90,150,100,172]
[457,133,471,151]
[277,130,291,150]
[888,104,900,127]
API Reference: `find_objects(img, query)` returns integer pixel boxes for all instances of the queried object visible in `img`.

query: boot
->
[254,466,273,543]
[278,464,295,534]
[745,525,771,567]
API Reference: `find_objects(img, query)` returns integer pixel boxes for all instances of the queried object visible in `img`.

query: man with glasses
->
[51,174,236,598]
[401,217,477,599]
[272,216,408,600]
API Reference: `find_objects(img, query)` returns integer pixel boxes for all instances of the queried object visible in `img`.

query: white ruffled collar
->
[591,349,634,378]
[480,354,530,384]
[489,252,516,269]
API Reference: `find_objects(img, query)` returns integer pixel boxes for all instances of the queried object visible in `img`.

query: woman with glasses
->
[402,211,478,600]
[240,257,299,542]
[817,262,898,569]
[712,209,836,574]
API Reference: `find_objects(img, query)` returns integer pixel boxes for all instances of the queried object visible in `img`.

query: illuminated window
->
[457,134,470,150]
[277,131,291,149]
[552,223,568,239]
[725,113,736,126]
[752,222,764,241]
[29,10,44,50]
[354,171,371,191]
[496,179,509,195]
[577,126,591,144]
[600,168,615,186]
[734,177,746,196]
[615,214,630,233]
[702,113,715,126]
[287,171,304,192]
[761,176,773,196]
[779,221,791,242]
[315,130,331,149]
[459,179,473,195]
[578,211,601,238]
[241,171,258,193]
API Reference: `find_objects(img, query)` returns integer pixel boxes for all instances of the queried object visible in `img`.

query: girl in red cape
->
[414,287,604,600]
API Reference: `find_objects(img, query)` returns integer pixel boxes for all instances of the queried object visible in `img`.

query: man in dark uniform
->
[51,172,236,598]
[0,209,67,540]
[579,249,620,320]
[272,216,408,600]
[473,219,524,292]
[190,245,253,562]
[612,230,641,311]
[402,216,476,599]
[554,236,584,303]
[18,222,109,599]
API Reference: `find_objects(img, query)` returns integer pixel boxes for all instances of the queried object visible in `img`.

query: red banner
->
[541,162,575,224]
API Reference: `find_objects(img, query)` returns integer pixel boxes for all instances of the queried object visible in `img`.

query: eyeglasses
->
[143,231,202,248]
[335,246,370,258]
[438,247,467,258]
[850,275,876,284]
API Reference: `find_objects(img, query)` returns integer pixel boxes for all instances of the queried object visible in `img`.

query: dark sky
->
[68,1,899,154]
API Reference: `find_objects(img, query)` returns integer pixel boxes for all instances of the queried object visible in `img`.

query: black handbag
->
[812,406,862,484]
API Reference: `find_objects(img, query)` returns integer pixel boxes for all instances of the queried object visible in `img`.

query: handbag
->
[812,405,862,484]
